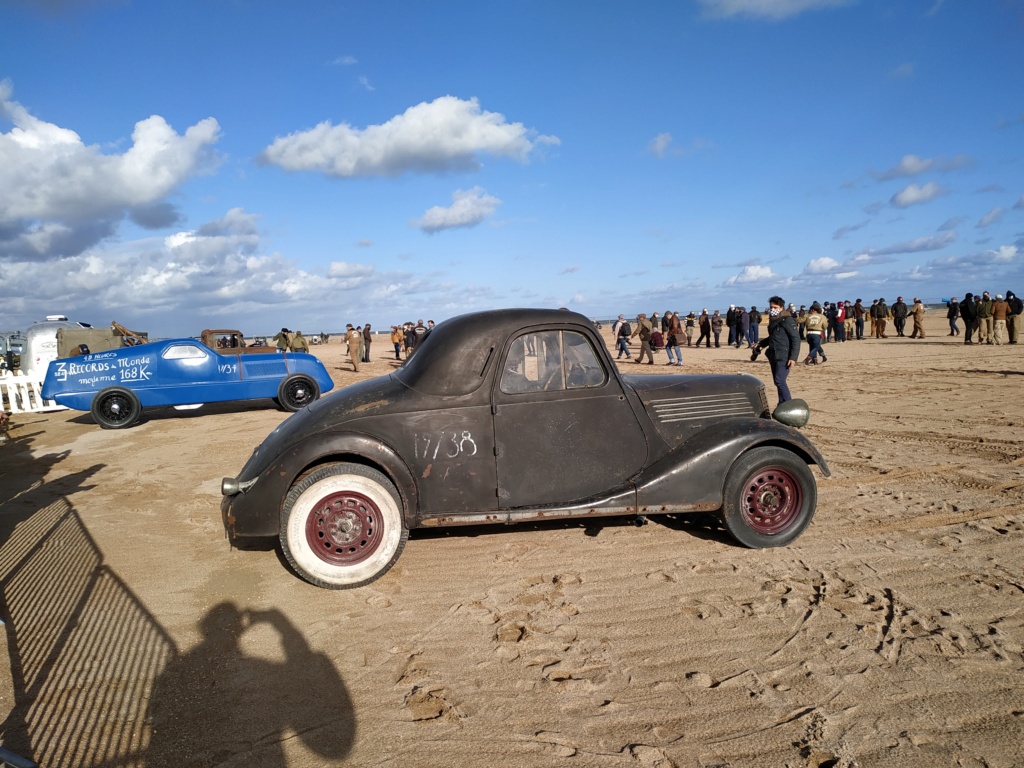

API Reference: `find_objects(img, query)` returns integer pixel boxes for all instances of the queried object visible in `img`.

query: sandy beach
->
[2,311,1023,768]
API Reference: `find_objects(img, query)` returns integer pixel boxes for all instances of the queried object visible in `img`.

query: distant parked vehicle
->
[41,329,334,429]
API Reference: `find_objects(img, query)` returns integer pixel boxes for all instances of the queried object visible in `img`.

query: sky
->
[1,0,1022,338]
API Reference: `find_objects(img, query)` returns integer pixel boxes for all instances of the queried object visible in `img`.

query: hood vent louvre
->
[649,393,754,423]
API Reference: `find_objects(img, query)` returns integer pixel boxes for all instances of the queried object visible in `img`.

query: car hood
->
[238,374,416,479]
[623,372,770,446]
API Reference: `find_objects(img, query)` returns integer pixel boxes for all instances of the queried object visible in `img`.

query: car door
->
[492,328,648,509]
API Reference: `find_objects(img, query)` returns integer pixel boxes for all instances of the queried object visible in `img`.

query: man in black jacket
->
[751,296,801,406]
[959,292,977,345]
[1006,290,1023,344]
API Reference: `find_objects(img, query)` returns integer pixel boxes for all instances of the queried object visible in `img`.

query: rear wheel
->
[278,375,319,412]
[720,447,815,548]
[280,463,408,589]
[91,387,142,429]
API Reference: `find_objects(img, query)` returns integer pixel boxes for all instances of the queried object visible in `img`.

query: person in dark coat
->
[959,292,976,345]
[752,296,801,405]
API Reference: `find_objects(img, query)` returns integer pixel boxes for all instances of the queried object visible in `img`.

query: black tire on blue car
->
[720,446,816,548]
[90,386,142,429]
[277,374,319,412]
[280,463,409,589]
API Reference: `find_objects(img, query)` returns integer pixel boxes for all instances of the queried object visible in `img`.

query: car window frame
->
[498,328,608,396]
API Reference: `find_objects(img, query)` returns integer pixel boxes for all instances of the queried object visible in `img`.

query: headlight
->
[773,398,810,428]
[221,476,258,496]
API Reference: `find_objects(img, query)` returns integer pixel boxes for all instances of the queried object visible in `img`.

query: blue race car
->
[41,329,335,429]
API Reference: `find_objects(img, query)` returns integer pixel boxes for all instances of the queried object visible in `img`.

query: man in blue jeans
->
[751,296,801,405]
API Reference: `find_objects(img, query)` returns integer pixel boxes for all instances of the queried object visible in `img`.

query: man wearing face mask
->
[751,296,801,405]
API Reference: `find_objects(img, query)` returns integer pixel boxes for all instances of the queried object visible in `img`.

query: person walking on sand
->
[695,309,711,348]
[630,313,654,364]
[1007,290,1023,343]
[908,298,927,339]
[802,302,826,364]
[751,296,800,405]
[946,297,960,336]
[664,312,683,366]
[345,324,361,372]
[960,293,977,345]
[871,298,890,338]
[992,294,1009,345]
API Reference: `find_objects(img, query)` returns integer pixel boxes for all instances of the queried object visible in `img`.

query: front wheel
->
[720,446,816,548]
[278,375,319,412]
[280,463,408,589]
[91,387,142,429]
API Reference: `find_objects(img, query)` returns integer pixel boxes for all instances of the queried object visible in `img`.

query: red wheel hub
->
[305,491,383,565]
[741,466,802,535]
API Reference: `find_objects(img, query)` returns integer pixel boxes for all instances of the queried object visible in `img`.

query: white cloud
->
[890,181,947,208]
[724,264,777,285]
[992,244,1018,262]
[0,80,220,260]
[258,96,558,178]
[976,207,1005,228]
[875,154,933,180]
[805,257,841,274]
[698,0,853,20]
[411,186,501,234]
[649,132,673,157]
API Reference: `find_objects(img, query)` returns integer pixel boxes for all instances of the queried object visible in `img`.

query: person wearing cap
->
[273,327,290,352]
[870,298,890,338]
[684,311,696,346]
[908,298,927,339]
[289,330,309,352]
[1006,291,1023,343]
[853,299,866,340]
[977,292,994,344]
[711,309,724,347]
[803,302,826,364]
[630,313,654,364]
[891,297,909,337]
[960,293,977,344]
[946,297,960,337]
[725,304,738,346]
[991,294,1009,345]
[345,324,362,371]
[696,309,712,348]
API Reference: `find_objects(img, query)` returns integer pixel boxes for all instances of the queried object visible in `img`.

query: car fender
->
[229,431,419,537]
[634,418,830,512]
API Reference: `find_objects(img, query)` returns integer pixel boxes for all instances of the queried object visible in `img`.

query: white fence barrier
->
[0,371,66,414]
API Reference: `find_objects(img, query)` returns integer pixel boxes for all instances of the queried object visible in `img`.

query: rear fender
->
[635,418,829,511]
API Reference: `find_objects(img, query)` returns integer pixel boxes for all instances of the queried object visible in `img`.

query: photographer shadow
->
[144,602,355,767]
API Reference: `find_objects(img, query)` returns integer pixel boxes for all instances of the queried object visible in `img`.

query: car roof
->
[395,308,595,396]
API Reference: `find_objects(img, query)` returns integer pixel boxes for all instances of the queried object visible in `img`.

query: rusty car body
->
[221,308,829,589]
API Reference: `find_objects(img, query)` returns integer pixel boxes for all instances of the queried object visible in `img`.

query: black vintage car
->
[222,308,829,589]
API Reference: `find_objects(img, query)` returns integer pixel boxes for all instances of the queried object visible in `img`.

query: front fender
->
[635,418,830,512]
[223,431,419,538]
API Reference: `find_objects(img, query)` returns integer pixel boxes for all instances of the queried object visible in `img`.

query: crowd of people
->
[610,290,1022,406]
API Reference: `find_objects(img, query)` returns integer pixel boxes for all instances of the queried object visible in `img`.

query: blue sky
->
[1,0,1022,337]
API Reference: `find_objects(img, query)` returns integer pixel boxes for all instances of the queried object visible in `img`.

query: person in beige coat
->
[908,298,927,339]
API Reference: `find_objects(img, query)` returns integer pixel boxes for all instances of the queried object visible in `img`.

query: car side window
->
[162,344,208,360]
[500,330,605,394]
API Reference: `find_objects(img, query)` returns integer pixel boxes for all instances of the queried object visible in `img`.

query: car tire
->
[720,446,816,548]
[280,463,408,589]
[90,386,142,429]
[277,375,319,412]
